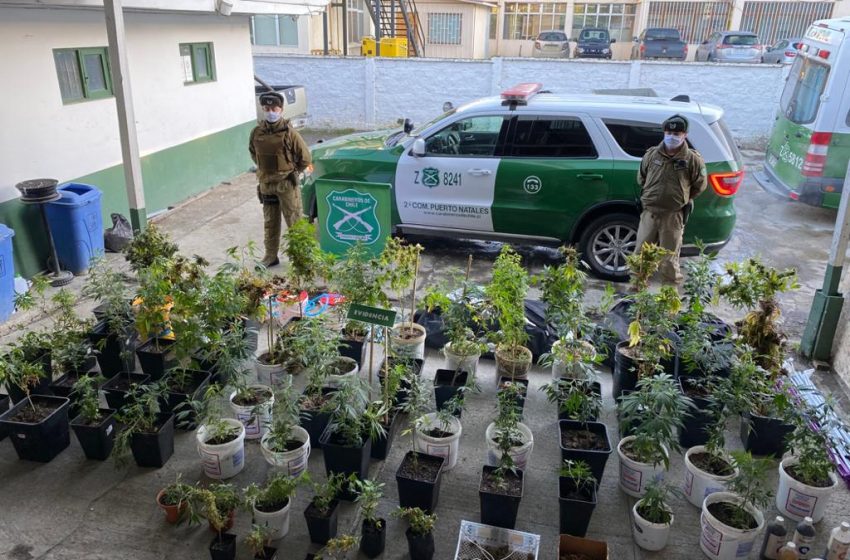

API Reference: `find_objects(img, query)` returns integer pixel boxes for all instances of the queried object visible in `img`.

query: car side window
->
[773,40,787,50]
[424,115,507,157]
[603,120,662,157]
[509,117,598,158]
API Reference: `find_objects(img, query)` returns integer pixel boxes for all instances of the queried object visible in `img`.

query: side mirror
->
[412,138,426,157]
[403,118,414,134]
[442,101,454,112]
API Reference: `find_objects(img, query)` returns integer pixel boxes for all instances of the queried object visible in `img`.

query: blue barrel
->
[0,224,14,323]
[45,183,105,275]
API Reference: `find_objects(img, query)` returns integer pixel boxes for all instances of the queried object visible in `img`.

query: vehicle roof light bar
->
[501,83,543,105]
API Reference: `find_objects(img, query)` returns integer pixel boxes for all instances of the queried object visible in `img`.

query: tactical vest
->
[252,121,296,180]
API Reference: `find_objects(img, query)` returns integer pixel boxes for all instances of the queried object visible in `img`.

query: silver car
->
[761,37,802,64]
[695,30,764,63]
[532,31,570,58]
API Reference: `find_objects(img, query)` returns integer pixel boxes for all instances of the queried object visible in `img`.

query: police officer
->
[635,114,707,284]
[249,91,312,267]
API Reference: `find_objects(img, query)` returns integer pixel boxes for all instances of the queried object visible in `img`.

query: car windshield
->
[646,29,680,41]
[539,32,567,41]
[780,56,830,124]
[409,108,457,138]
[723,34,759,45]
[580,29,609,41]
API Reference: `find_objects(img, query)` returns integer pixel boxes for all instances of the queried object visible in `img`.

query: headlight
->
[602,48,610,54]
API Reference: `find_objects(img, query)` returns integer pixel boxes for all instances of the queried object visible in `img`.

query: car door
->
[697,33,715,61]
[491,114,613,241]
[394,114,509,231]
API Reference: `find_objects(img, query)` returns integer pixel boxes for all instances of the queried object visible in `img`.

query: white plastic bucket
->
[229,384,274,440]
[253,498,292,540]
[391,322,426,359]
[683,446,738,508]
[196,418,246,480]
[325,357,359,388]
[485,421,534,471]
[775,456,839,523]
[254,354,286,387]
[632,502,673,551]
[260,426,311,477]
[617,436,668,498]
[700,492,765,560]
[414,412,462,471]
[443,343,480,374]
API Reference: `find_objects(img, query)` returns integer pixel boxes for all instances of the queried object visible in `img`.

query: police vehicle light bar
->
[501,83,543,104]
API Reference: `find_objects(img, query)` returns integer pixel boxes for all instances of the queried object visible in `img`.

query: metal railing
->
[647,1,732,43]
[741,1,834,45]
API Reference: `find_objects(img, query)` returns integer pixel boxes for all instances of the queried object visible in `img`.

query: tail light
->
[802,132,832,177]
[709,170,744,196]
[784,50,797,57]
[793,42,802,50]
[683,43,688,53]
[716,42,726,50]
[640,44,645,54]
[534,41,541,49]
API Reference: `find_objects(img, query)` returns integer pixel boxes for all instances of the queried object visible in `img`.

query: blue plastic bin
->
[44,183,105,275]
[0,224,14,323]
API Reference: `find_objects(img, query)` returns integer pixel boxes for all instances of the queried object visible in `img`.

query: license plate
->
[767,153,778,167]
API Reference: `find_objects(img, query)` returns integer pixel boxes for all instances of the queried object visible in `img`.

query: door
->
[395,114,509,231]
[492,114,612,240]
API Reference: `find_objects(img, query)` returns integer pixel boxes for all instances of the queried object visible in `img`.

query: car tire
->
[578,212,639,282]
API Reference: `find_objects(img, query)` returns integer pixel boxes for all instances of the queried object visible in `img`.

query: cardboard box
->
[558,535,608,559]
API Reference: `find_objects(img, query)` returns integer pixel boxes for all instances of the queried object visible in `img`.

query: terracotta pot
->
[156,489,187,524]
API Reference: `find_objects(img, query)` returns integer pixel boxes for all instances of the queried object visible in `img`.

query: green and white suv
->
[301,85,742,280]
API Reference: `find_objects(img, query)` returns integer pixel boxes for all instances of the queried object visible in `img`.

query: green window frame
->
[53,47,113,104]
[180,42,216,84]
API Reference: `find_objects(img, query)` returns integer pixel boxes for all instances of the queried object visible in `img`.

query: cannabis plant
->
[379,237,423,324]
[532,246,590,338]
[394,507,436,535]
[724,451,773,529]
[399,369,431,472]
[784,401,836,487]
[421,266,487,358]
[124,222,179,272]
[315,534,359,560]
[626,285,681,379]
[353,478,385,529]
[83,258,136,369]
[70,374,106,424]
[263,377,302,452]
[492,382,525,480]
[306,472,347,516]
[112,381,168,467]
[483,245,529,366]
[626,242,670,292]
[244,472,303,511]
[559,459,596,497]
[714,349,792,419]
[283,218,335,291]
[541,377,602,423]
[332,243,388,337]
[322,375,387,447]
[245,524,273,558]
[636,480,678,524]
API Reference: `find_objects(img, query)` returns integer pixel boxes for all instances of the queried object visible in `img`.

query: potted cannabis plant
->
[199,483,240,560]
[156,475,196,524]
[112,381,174,468]
[69,373,116,461]
[372,354,404,460]
[303,473,347,545]
[283,218,334,293]
[479,410,525,529]
[260,377,311,475]
[0,335,53,404]
[632,480,678,551]
[353,478,386,558]
[381,238,426,357]
[161,367,211,427]
[699,451,771,560]
[415,390,465,472]
[616,373,693,497]
[133,260,177,380]
[542,375,602,423]
[190,384,246,480]
[245,524,277,560]
[484,246,531,379]
[557,379,611,485]
[46,289,95,390]
[485,382,534,471]
[245,472,303,540]
[558,459,597,537]
[123,222,178,272]
[312,534,359,560]
[395,507,437,560]
[229,375,275,441]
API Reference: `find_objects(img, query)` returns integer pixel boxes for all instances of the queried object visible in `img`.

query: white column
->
[729,0,745,31]
[364,57,376,126]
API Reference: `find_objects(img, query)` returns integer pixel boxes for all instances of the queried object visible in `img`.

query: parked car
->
[575,28,615,59]
[533,31,570,58]
[695,30,764,63]
[301,84,742,280]
[761,37,802,64]
[254,83,308,128]
[631,28,687,60]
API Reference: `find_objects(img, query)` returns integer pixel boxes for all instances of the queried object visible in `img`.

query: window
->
[489,7,498,40]
[722,34,759,46]
[251,15,299,47]
[604,120,662,158]
[180,42,215,84]
[53,47,112,103]
[647,2,729,43]
[572,4,635,43]
[428,13,462,45]
[510,117,597,158]
[780,56,830,125]
[425,116,507,156]
[347,0,368,44]
[503,3,567,41]
[741,1,832,46]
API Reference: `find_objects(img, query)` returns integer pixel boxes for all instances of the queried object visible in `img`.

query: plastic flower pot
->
[479,465,524,529]
[494,346,532,380]
[485,421,533,471]
[196,418,246,480]
[700,492,765,560]
[682,445,737,508]
[87,320,138,377]
[135,337,177,381]
[260,425,311,476]
[616,436,669,498]
[253,497,292,540]
[102,372,150,411]
[559,476,597,537]
[299,387,335,448]
[632,501,673,551]
[405,528,435,560]
[433,369,469,414]
[613,341,678,400]
[557,381,602,422]
[370,408,400,460]
[361,518,386,558]
[415,412,462,471]
[0,394,71,462]
[164,369,211,428]
[254,352,286,388]
[396,451,445,513]
[443,342,480,374]
[324,356,359,388]
[229,384,274,441]
[71,408,117,461]
[558,419,612,484]
[775,456,839,522]
[391,322,427,359]
[677,376,715,448]
[319,425,372,483]
[156,488,188,524]
[739,411,793,456]
[304,499,339,545]
[208,532,236,560]
[130,413,175,468]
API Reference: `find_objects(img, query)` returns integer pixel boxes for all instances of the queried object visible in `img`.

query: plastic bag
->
[104,213,133,253]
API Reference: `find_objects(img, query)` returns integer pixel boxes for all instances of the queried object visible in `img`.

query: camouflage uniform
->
[636,137,707,283]
[249,118,311,263]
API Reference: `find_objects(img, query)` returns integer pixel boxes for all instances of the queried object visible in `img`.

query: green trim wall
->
[0,120,254,278]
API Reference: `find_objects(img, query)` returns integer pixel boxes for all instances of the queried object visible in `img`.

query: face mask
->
[264,111,281,123]
[663,133,684,149]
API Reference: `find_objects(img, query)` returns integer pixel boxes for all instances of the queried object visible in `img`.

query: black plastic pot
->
[300,387,336,449]
[163,369,211,429]
[135,337,177,381]
[320,427,371,484]
[339,337,365,367]
[48,369,97,400]
[71,408,117,461]
[559,476,598,537]
[208,533,236,560]
[613,341,678,400]
[304,499,339,545]
[498,376,529,416]
[558,420,612,485]
[740,411,793,456]
[557,381,602,422]
[361,518,386,558]
[396,451,445,513]
[433,369,469,413]
[370,409,400,460]
[405,528,435,560]
[0,395,71,462]
[592,324,619,370]
[102,372,150,411]
[379,358,424,407]
[88,320,138,377]
[479,465,524,529]
[0,393,9,441]
[677,377,715,448]
[253,546,277,560]
[130,413,175,468]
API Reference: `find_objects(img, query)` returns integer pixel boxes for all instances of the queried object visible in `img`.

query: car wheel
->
[578,212,639,281]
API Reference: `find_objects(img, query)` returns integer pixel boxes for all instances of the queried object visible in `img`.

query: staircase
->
[365,0,425,57]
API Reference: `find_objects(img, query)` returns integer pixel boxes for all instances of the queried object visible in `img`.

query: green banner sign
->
[315,179,392,256]
[347,303,397,328]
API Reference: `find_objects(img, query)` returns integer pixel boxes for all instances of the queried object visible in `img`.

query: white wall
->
[0,8,257,203]
[254,55,789,141]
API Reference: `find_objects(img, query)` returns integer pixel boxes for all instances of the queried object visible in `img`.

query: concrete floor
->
[1,131,849,560]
